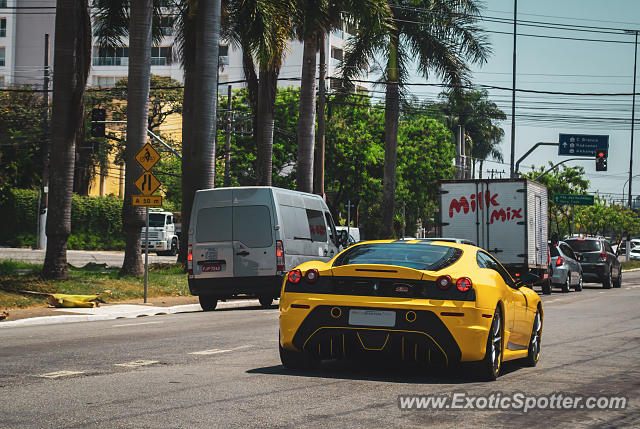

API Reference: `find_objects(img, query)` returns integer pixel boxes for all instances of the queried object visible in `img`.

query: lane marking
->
[189,345,252,355]
[39,370,84,379]
[114,360,159,368]
[112,321,164,328]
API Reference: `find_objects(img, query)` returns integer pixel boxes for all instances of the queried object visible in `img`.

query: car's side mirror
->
[516,272,540,287]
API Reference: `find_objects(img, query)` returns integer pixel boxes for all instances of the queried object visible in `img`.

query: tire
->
[167,239,178,256]
[613,269,622,288]
[603,268,612,289]
[525,309,542,367]
[561,274,570,293]
[258,296,273,308]
[279,343,318,370]
[477,306,503,381]
[542,279,551,295]
[574,273,583,292]
[199,295,218,311]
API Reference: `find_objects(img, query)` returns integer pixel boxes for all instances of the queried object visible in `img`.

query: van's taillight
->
[556,257,564,267]
[188,245,193,275]
[599,252,607,262]
[276,240,285,272]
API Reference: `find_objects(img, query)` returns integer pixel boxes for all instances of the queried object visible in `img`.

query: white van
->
[187,186,344,311]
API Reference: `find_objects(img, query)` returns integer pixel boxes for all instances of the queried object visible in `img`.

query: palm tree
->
[43,0,91,280]
[341,0,491,237]
[293,0,391,193]
[226,0,293,186]
[119,0,154,277]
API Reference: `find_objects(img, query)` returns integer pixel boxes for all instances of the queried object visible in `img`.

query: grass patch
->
[0,261,189,310]
[621,260,640,270]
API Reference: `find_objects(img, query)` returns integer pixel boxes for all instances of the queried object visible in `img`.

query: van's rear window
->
[333,243,461,271]
[565,239,601,252]
[196,207,232,242]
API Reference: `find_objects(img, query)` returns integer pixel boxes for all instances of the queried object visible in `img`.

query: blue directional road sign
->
[558,134,609,156]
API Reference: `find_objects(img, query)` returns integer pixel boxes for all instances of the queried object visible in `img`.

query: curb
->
[0,299,272,329]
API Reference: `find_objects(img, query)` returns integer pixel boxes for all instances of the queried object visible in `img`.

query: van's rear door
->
[193,203,235,279]
[231,188,276,277]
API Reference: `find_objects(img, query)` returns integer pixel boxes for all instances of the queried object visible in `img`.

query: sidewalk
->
[0,296,277,328]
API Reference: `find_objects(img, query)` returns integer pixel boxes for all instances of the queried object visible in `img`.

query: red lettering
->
[490,209,507,224]
[511,208,523,219]
[449,197,470,218]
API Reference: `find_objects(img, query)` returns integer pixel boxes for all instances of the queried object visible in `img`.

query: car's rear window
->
[566,239,601,252]
[549,245,560,257]
[332,243,461,271]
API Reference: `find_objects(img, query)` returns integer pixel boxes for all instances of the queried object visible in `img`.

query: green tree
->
[341,0,491,237]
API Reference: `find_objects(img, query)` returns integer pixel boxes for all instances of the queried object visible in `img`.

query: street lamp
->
[622,173,640,206]
[625,29,638,208]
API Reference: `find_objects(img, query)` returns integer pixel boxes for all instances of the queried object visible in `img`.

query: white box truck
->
[187,186,345,311]
[439,179,549,291]
[141,209,180,256]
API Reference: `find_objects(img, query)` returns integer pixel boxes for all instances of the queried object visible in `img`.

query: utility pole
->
[224,84,232,187]
[626,29,638,209]
[346,200,354,244]
[36,33,50,249]
[509,0,518,178]
[314,31,327,198]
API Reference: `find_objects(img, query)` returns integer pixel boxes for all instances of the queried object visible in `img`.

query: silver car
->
[549,241,583,292]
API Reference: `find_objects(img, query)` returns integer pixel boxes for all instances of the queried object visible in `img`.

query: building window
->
[93,76,121,87]
[159,16,174,36]
[0,75,4,88]
[0,1,6,8]
[151,46,172,65]
[0,47,5,67]
[0,18,6,37]
[329,77,343,91]
[93,46,129,66]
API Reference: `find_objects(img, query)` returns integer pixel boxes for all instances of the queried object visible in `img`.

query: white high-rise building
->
[0,1,368,93]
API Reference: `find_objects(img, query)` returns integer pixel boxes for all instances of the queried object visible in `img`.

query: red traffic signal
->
[595,148,608,171]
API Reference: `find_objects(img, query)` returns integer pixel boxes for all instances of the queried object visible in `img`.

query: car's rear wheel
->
[199,295,218,311]
[525,309,542,367]
[613,269,622,288]
[258,296,273,308]
[603,269,612,289]
[574,273,583,292]
[279,343,318,370]
[477,306,502,381]
[561,274,570,293]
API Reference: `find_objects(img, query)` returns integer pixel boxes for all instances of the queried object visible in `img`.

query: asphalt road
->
[1,274,639,428]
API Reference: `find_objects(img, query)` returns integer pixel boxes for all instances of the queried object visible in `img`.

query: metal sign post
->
[346,200,355,244]
[144,206,149,303]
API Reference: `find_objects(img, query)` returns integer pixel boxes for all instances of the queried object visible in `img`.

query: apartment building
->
[1,0,367,92]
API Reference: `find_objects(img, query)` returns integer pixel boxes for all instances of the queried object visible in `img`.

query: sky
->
[406,0,640,202]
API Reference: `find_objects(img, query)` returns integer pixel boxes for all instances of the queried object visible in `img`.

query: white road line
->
[112,321,164,328]
[114,360,159,368]
[189,345,252,355]
[39,370,84,379]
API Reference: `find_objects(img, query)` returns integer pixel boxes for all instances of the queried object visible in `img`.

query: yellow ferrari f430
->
[279,240,543,380]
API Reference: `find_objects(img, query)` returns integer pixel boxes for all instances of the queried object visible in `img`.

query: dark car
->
[549,241,583,293]
[565,237,621,289]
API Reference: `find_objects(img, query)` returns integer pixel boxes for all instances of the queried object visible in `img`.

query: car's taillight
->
[456,277,472,292]
[187,244,193,275]
[276,240,285,272]
[556,256,564,267]
[599,252,607,262]
[288,269,302,284]
[436,275,452,290]
[304,268,319,283]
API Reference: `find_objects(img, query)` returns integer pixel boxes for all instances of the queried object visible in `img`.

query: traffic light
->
[91,108,106,138]
[596,148,608,171]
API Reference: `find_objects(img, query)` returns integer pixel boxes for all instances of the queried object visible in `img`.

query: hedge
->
[0,188,125,250]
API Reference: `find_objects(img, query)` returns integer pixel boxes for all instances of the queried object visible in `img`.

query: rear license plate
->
[348,309,396,327]
[202,263,224,272]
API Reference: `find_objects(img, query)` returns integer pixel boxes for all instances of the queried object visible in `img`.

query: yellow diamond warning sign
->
[135,171,161,196]
[135,143,161,171]
[132,195,162,207]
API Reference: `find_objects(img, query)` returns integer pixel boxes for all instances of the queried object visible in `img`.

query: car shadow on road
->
[247,358,524,385]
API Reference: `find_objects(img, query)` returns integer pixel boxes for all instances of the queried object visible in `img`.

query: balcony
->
[93,57,128,66]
